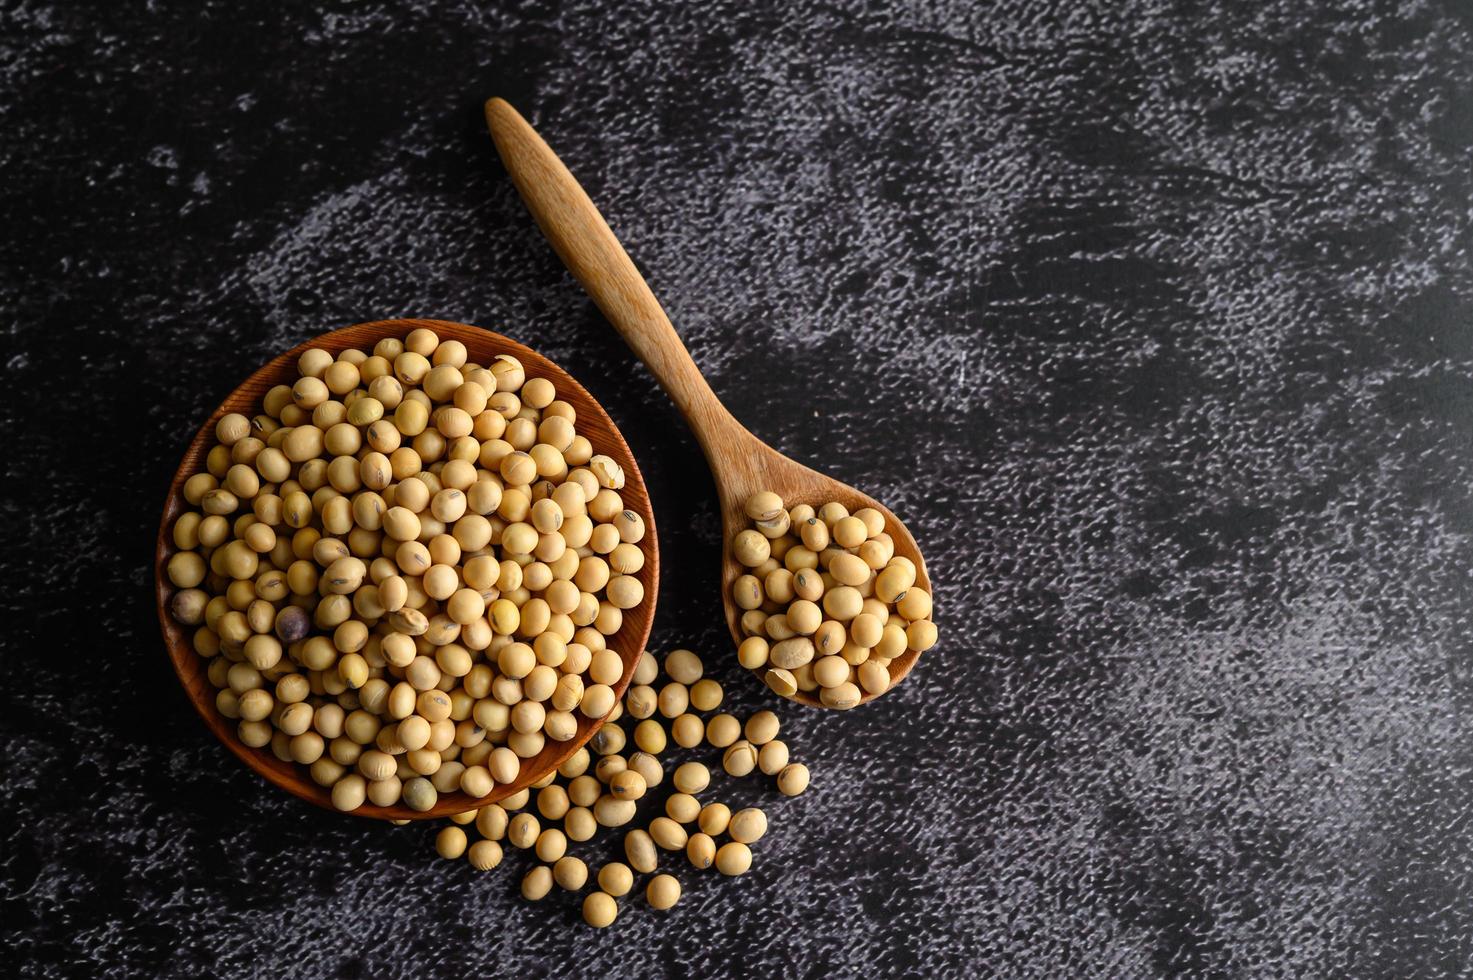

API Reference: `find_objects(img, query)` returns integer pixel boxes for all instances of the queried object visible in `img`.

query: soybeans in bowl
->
[157,321,656,818]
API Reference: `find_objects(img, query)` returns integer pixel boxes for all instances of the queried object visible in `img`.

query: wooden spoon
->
[485,99,931,708]
[155,318,658,819]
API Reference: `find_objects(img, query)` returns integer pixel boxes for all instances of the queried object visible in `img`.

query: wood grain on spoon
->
[484,98,930,707]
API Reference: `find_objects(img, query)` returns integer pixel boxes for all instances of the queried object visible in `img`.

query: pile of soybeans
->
[162,328,650,812]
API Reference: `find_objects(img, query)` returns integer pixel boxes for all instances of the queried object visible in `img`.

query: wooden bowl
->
[155,318,659,820]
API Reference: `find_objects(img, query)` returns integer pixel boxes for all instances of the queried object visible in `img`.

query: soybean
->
[647,874,681,910]
[715,842,752,876]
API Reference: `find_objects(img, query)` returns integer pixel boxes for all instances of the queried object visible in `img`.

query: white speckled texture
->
[3,1,1473,977]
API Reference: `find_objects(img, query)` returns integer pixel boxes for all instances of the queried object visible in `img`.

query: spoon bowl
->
[711,433,931,706]
[486,100,931,707]
[155,318,659,818]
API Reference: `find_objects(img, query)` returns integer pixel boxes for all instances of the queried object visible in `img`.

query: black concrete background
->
[4,1,1473,977]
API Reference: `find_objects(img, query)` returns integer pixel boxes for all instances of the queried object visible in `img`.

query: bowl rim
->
[155,317,659,820]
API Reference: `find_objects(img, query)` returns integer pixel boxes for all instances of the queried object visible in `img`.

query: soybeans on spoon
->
[484,98,932,708]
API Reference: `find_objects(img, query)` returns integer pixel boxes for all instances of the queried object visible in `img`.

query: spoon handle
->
[484,98,744,458]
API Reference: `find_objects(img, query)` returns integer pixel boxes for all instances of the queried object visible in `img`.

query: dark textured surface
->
[4,1,1473,977]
